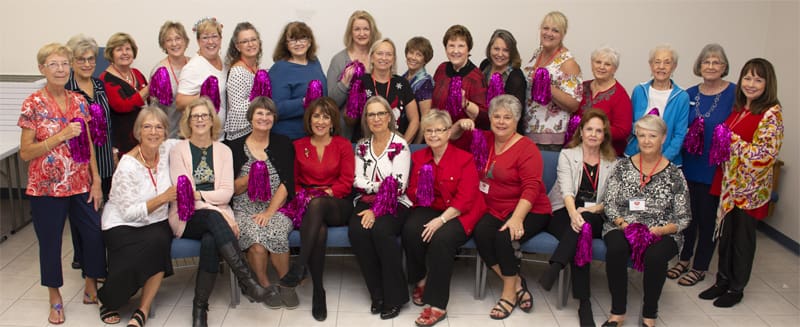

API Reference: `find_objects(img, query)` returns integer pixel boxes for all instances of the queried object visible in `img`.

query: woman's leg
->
[373,206,408,308]
[641,236,678,319]
[402,207,440,286]
[349,201,384,303]
[604,229,630,320]
[421,219,468,310]
[569,212,605,301]
[67,193,106,299]
[30,196,70,324]
[246,245,270,287]
[540,209,572,290]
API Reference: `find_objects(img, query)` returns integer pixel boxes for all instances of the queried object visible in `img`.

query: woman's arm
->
[549,59,582,113]
[403,100,420,143]
[663,92,690,163]
[103,74,145,114]
[225,67,253,134]
[326,51,350,107]
[609,85,633,145]
[730,106,783,164]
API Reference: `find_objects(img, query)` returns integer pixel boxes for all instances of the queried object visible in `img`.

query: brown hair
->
[246,96,278,123]
[104,32,138,61]
[226,22,262,66]
[565,108,616,161]
[442,25,473,51]
[344,10,381,50]
[485,29,521,69]
[734,58,780,114]
[273,22,317,62]
[404,36,434,64]
[303,97,342,136]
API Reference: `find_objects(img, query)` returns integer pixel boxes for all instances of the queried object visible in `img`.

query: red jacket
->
[293,136,355,199]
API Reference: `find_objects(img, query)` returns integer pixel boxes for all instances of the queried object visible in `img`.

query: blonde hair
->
[420,109,452,130]
[180,97,223,140]
[369,38,397,74]
[360,96,398,139]
[158,21,190,54]
[344,10,381,50]
[194,17,223,39]
[66,34,98,59]
[133,106,169,142]
[542,11,569,34]
[37,43,72,65]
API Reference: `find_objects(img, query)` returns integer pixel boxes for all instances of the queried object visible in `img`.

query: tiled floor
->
[0,204,798,326]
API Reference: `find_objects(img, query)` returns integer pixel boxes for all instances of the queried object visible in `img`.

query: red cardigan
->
[578,80,633,156]
[293,136,355,199]
[432,61,489,129]
[406,144,486,235]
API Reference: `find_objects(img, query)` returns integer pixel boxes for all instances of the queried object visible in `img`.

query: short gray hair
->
[648,44,678,66]
[634,114,667,137]
[420,109,452,131]
[693,43,729,78]
[488,94,521,121]
[66,34,98,58]
[133,106,169,142]
[591,46,620,68]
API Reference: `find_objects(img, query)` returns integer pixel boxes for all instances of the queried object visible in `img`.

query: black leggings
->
[473,212,552,276]
[548,208,604,300]
[296,196,353,290]
[182,209,237,273]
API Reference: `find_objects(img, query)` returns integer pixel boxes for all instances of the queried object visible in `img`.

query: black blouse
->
[225,132,296,201]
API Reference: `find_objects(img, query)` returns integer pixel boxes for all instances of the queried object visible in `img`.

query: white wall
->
[1,0,797,240]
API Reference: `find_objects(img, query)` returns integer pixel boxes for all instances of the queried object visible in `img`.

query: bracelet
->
[439,216,447,224]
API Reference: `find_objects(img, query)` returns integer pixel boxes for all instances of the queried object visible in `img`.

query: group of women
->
[18,8,783,327]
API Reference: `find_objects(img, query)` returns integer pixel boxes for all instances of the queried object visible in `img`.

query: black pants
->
[548,208,604,300]
[70,176,112,265]
[296,196,353,290]
[604,229,678,319]
[348,201,409,307]
[473,212,552,276]
[402,207,467,309]
[182,209,237,273]
[715,207,758,292]
[680,181,718,271]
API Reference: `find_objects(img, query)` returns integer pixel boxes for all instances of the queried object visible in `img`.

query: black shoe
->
[371,299,384,314]
[699,284,728,300]
[191,301,209,327]
[538,262,562,291]
[380,304,401,320]
[280,263,307,288]
[601,320,622,327]
[191,270,216,327]
[578,300,595,326]
[71,261,81,270]
[713,291,743,308]
[312,289,327,321]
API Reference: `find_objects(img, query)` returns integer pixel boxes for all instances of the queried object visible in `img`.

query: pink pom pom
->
[647,108,660,116]
[345,78,367,119]
[249,69,272,100]
[470,129,488,171]
[279,189,327,229]
[574,222,593,267]
[709,124,732,165]
[486,73,504,108]
[176,175,196,222]
[149,66,173,106]
[88,103,108,147]
[531,67,551,105]
[683,117,705,155]
[387,142,404,161]
[303,80,323,108]
[247,160,272,202]
[415,164,435,207]
[564,112,582,145]
[200,76,221,112]
[445,76,464,119]
[372,175,399,217]
[67,117,90,163]
[624,222,662,272]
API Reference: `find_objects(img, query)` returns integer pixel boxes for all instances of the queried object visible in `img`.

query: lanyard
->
[372,76,390,100]
[639,155,663,189]
[582,162,599,191]
[483,134,516,176]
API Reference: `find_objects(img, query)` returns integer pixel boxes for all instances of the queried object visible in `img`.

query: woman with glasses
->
[100,32,149,155]
[224,22,264,141]
[176,17,228,137]
[150,21,191,138]
[270,21,327,140]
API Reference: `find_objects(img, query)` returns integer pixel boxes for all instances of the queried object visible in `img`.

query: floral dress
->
[523,47,583,145]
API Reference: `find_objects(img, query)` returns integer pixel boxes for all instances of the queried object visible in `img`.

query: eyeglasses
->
[199,34,220,42]
[164,37,184,45]
[287,38,309,45]
[74,56,96,65]
[44,61,70,71]
[142,124,165,131]
[423,128,448,136]
[190,113,211,121]
[366,111,389,120]
[702,60,725,67]
[237,38,259,46]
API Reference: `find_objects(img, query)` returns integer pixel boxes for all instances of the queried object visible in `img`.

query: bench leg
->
[474,254,483,299]
[556,265,570,310]
[229,266,240,308]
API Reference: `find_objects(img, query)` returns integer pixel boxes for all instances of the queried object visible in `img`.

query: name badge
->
[629,198,646,211]
[584,202,596,208]
[479,181,490,194]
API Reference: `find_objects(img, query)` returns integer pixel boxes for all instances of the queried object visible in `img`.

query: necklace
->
[533,46,562,70]
[241,59,258,74]
[167,56,187,86]
[111,64,135,86]
[138,147,158,191]
[693,85,722,118]
[639,155,664,189]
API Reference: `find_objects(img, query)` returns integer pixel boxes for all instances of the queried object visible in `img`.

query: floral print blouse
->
[523,47,583,144]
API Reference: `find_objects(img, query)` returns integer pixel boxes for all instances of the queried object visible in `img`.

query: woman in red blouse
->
[279,97,355,321]
[403,109,486,327]
[100,32,149,155]
[451,95,551,320]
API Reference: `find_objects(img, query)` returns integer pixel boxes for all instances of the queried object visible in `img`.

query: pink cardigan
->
[168,140,236,237]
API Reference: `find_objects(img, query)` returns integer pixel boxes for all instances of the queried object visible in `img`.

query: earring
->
[329,127,334,136]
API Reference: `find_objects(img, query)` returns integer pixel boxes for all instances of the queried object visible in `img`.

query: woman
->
[431,24,488,147]
[357,38,419,143]
[700,58,783,308]
[224,22,263,140]
[522,11,582,151]
[100,32,149,155]
[451,95,549,320]
[479,29,527,134]
[327,10,382,140]
[97,107,177,327]
[18,43,106,325]
[225,96,295,309]
[270,21,327,140]
[403,110,487,327]
[624,44,689,165]
[168,98,275,327]
[176,17,227,136]
[578,47,632,156]
[279,97,355,321]
[401,36,435,142]
[150,21,191,138]
[348,96,412,320]
[541,109,618,326]
[668,44,735,286]
[602,115,691,327]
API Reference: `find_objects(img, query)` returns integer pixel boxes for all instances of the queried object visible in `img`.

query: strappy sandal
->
[489,298,515,320]
[412,285,425,306]
[516,276,533,313]
[127,309,146,327]
[48,303,64,325]
[83,292,98,305]
[678,269,706,286]
[100,306,121,324]
[415,307,447,327]
[666,262,688,279]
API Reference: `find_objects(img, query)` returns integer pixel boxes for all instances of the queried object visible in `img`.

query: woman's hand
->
[88,181,103,211]
[340,65,355,85]
[421,217,445,242]
[456,118,475,131]
[139,86,150,99]
[500,217,525,241]
[358,209,376,229]
[569,209,586,233]
[161,186,177,203]
[252,210,273,227]
[324,188,334,197]
[59,121,83,141]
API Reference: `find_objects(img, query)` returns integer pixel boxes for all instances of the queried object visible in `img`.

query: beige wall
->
[1,0,797,240]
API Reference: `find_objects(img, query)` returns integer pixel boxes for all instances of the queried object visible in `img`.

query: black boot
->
[192,270,216,327]
[312,288,327,321]
[280,262,307,288]
[218,242,276,304]
[539,262,563,291]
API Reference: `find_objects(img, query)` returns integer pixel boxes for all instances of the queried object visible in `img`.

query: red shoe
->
[415,307,446,327]
[412,285,425,306]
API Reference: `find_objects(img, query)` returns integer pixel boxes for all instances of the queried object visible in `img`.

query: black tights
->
[296,196,353,290]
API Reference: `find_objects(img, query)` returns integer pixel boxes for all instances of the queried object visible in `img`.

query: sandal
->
[127,309,146,327]
[678,269,706,286]
[83,292,98,305]
[666,262,688,279]
[48,303,64,325]
[412,285,425,306]
[415,307,447,327]
[516,276,533,313]
[489,298,515,320]
[100,306,121,324]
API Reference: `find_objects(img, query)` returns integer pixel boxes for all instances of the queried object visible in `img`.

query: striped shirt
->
[66,71,115,179]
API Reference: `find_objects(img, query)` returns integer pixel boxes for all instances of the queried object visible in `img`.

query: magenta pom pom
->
[88,103,108,147]
[624,222,662,272]
[574,222,593,267]
[387,142,404,161]
[247,160,272,202]
[647,108,660,116]
[176,175,195,222]
[564,112,582,145]
[200,76,220,112]
[249,69,272,100]
[709,124,732,165]
[486,73,504,108]
[683,117,705,155]
[470,129,488,171]
[531,67,552,105]
[415,164,435,207]
[149,66,173,106]
[67,117,90,163]
[279,189,327,229]
[372,176,399,217]
[445,76,464,119]
[358,143,368,157]
[345,61,367,119]
[303,80,323,108]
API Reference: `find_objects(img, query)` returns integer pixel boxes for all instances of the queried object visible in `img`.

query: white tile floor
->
[0,208,798,326]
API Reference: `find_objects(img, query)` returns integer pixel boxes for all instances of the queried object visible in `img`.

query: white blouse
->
[178,56,227,130]
[353,133,412,208]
